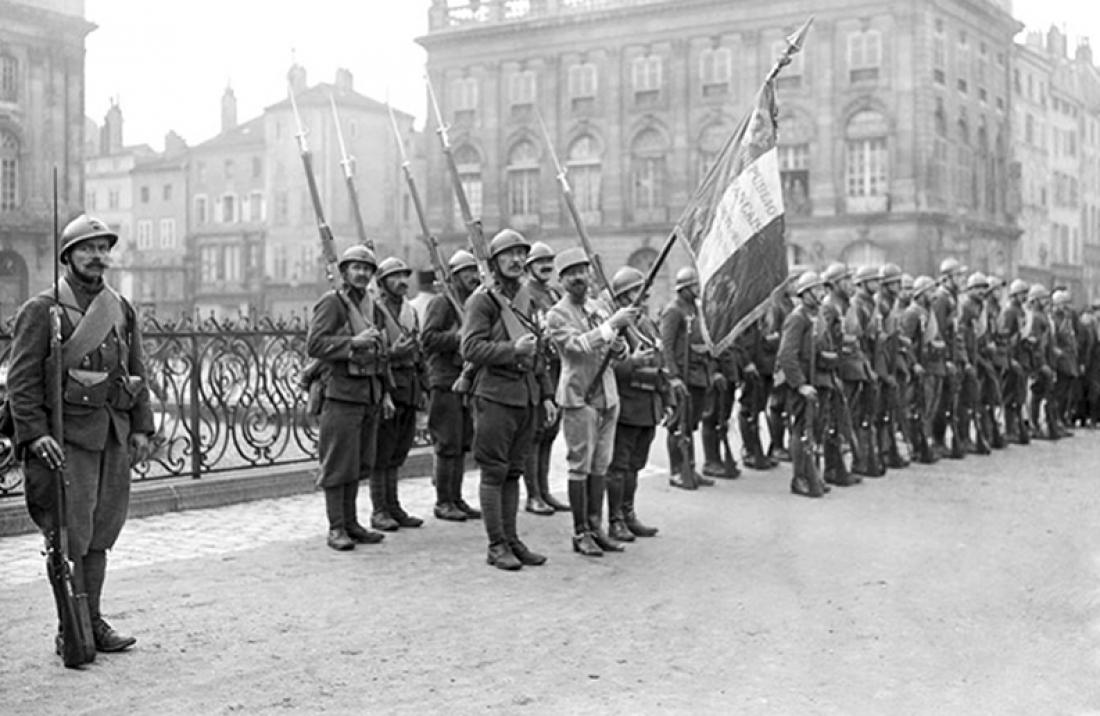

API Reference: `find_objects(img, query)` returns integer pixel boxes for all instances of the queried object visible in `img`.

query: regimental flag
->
[676,20,811,355]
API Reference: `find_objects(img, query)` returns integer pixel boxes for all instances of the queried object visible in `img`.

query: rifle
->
[328,95,373,251]
[385,100,465,319]
[46,167,96,667]
[289,84,338,285]
[716,382,740,477]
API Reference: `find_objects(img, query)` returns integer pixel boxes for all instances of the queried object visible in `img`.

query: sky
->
[83,0,1100,152]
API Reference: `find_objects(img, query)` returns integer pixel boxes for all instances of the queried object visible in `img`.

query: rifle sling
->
[57,278,127,372]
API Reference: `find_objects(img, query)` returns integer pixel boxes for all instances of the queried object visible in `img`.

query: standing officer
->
[776,271,827,498]
[421,249,482,522]
[999,279,1032,443]
[660,268,714,489]
[520,242,568,515]
[547,249,637,556]
[307,245,392,551]
[370,258,425,531]
[1026,284,1057,440]
[462,229,556,571]
[607,267,663,539]
[1050,289,1078,438]
[8,214,154,656]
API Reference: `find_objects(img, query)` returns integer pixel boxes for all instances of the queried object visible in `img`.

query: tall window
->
[956,31,969,94]
[568,61,597,113]
[845,111,889,212]
[275,190,288,225]
[163,183,172,201]
[932,20,946,85]
[224,159,235,179]
[773,39,805,90]
[251,157,262,178]
[848,30,882,83]
[159,218,176,249]
[779,143,811,215]
[506,140,539,223]
[700,47,731,96]
[930,102,948,202]
[509,70,536,107]
[630,128,667,222]
[956,117,972,208]
[140,186,150,203]
[451,145,482,225]
[136,220,154,250]
[219,194,237,223]
[108,189,119,209]
[632,54,662,105]
[0,131,17,212]
[0,54,16,102]
[451,76,479,119]
[194,195,208,224]
[248,191,264,222]
[567,134,601,220]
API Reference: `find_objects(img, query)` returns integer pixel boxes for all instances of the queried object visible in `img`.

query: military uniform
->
[735,321,772,469]
[776,294,825,497]
[1051,303,1078,437]
[900,288,939,463]
[931,285,966,457]
[958,291,992,454]
[1026,299,1057,439]
[660,292,711,483]
[998,292,1032,443]
[846,285,885,475]
[520,276,566,513]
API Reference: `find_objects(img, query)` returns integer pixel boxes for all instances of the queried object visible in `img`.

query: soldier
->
[307,245,392,551]
[931,259,967,458]
[958,273,992,454]
[547,248,637,556]
[875,264,908,468]
[461,229,556,571]
[369,258,425,532]
[847,266,886,476]
[520,241,568,515]
[1026,284,1057,440]
[983,276,1009,449]
[8,214,154,657]
[999,279,1032,444]
[660,268,715,489]
[763,277,797,463]
[1081,301,1100,427]
[820,262,863,481]
[776,271,828,498]
[1050,289,1078,438]
[700,346,740,480]
[735,317,773,471]
[813,265,858,487]
[421,249,482,522]
[901,275,941,463]
[607,267,663,540]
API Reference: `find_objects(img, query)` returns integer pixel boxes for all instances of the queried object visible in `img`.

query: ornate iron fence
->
[0,313,430,499]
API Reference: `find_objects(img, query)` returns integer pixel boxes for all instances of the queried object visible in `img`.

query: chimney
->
[164,130,187,156]
[334,67,354,93]
[101,98,123,155]
[1076,38,1093,66]
[1047,25,1067,58]
[221,85,238,133]
[287,63,307,95]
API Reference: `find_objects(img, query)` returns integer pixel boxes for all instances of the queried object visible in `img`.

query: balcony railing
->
[430,0,668,30]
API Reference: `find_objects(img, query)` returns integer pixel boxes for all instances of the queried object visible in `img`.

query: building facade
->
[0,0,93,323]
[417,0,1022,300]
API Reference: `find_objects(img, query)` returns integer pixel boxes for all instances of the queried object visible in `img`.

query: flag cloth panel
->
[679,81,787,354]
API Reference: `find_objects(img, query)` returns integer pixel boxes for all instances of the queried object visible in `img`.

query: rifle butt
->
[47,548,95,667]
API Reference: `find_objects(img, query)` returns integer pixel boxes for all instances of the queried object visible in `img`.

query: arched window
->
[844,110,888,212]
[567,134,601,220]
[452,144,482,226]
[506,139,539,224]
[0,131,18,212]
[631,128,667,222]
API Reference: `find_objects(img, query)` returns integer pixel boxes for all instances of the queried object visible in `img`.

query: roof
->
[193,116,265,152]
[265,82,413,120]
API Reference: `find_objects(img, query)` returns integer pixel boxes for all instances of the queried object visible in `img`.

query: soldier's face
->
[528,257,554,283]
[343,262,375,289]
[882,280,899,299]
[495,247,528,280]
[383,271,411,297]
[455,267,480,292]
[67,238,113,281]
[561,264,590,300]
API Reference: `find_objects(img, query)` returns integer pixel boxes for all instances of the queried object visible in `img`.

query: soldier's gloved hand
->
[391,334,417,359]
[29,435,64,470]
[129,432,152,465]
[711,372,728,392]
[945,360,956,375]
[608,306,640,331]
[351,327,382,349]
[913,363,925,377]
[668,377,688,399]
[798,384,817,400]
[514,333,537,357]
[1010,359,1021,372]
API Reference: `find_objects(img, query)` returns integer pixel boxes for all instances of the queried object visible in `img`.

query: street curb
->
[0,447,436,538]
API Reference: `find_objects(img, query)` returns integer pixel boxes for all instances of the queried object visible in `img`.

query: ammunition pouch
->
[63,369,111,408]
[348,345,384,377]
[629,367,663,392]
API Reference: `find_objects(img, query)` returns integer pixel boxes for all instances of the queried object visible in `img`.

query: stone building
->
[416,0,1022,298]
[0,0,93,323]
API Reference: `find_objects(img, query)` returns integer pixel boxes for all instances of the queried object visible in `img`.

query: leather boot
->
[369,470,399,531]
[451,458,481,518]
[486,542,522,571]
[433,456,466,521]
[586,474,624,552]
[1003,406,1020,443]
[605,472,635,542]
[386,467,423,528]
[767,406,790,462]
[540,471,569,511]
[344,482,384,543]
[501,478,541,563]
[83,552,136,652]
[789,437,825,498]
[824,441,859,486]
[523,450,552,514]
[971,412,991,455]
[568,481,602,556]
[739,414,771,469]
[1044,404,1061,440]
[988,407,1006,449]
[622,470,658,536]
[481,478,519,569]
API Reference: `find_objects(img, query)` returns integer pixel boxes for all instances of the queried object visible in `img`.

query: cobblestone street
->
[2,436,1100,714]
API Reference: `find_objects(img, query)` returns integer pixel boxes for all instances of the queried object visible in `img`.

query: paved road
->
[2,434,1100,714]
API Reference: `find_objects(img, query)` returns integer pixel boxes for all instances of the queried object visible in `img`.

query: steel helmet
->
[611,266,645,298]
[912,275,936,297]
[965,272,989,291]
[448,249,478,273]
[489,228,530,259]
[901,273,914,291]
[939,257,961,276]
[987,275,1004,290]
[1009,278,1029,297]
[674,267,699,291]
[554,247,589,277]
[794,271,825,295]
[525,241,555,266]
[377,257,412,282]
[821,262,850,285]
[853,265,880,285]
[1027,283,1049,302]
[878,263,903,284]
[337,245,377,272]
[1052,289,1071,306]
[59,214,118,264]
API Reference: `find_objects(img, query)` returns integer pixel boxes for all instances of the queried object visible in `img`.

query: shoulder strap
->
[487,287,533,342]
[59,279,127,371]
[337,288,373,334]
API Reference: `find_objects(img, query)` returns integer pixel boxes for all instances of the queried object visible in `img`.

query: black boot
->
[587,474,625,552]
[766,406,790,462]
[824,441,859,486]
[451,457,481,518]
[343,481,383,544]
[502,478,545,565]
[568,481,602,556]
[481,478,520,570]
[369,469,399,531]
[1004,405,1020,443]
[739,414,771,470]
[538,455,569,511]
[324,485,354,549]
[385,467,423,528]
[971,412,992,455]
[523,448,553,515]
[84,551,136,653]
[433,455,466,522]
[606,472,635,542]
[987,407,1006,449]
[622,470,658,536]
[789,439,825,498]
